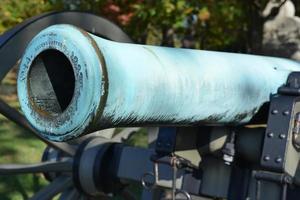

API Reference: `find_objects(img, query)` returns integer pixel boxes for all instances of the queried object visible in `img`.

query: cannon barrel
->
[17,24,300,141]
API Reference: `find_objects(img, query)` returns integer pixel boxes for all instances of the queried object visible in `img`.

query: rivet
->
[283,110,290,116]
[279,134,286,139]
[264,155,270,161]
[267,132,274,138]
[272,110,278,115]
[275,157,282,163]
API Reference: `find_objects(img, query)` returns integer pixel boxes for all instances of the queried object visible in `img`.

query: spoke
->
[0,98,76,156]
[29,176,72,200]
[0,98,35,132]
[0,160,72,175]
[112,128,140,142]
[59,189,80,200]
[78,196,87,200]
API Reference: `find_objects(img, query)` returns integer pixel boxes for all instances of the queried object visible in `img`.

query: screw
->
[272,110,278,115]
[279,134,286,139]
[283,110,290,116]
[275,157,282,163]
[264,155,270,161]
[267,132,274,138]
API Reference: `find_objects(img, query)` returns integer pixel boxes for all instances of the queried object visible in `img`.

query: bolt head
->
[275,157,282,163]
[267,132,274,138]
[263,155,270,161]
[279,134,286,139]
[272,110,279,114]
[283,110,290,116]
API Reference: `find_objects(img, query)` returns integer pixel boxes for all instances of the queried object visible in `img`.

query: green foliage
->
[0,0,62,34]
[1,0,300,51]
[58,0,250,50]
[128,0,247,50]
[198,1,247,50]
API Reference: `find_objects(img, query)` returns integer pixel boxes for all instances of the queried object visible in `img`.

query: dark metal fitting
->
[255,171,293,185]
[150,154,196,170]
[222,130,236,165]
[278,72,300,95]
[73,137,124,196]
[141,172,156,190]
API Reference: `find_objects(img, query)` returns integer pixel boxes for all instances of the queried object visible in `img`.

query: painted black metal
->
[94,143,125,194]
[227,167,252,200]
[41,146,53,182]
[155,127,177,155]
[41,146,71,182]
[254,171,293,200]
[235,128,265,163]
[260,95,297,172]
[73,136,124,196]
[260,72,300,173]
[255,72,300,200]
[181,170,202,195]
[278,72,300,96]
[255,171,293,184]
[72,136,97,196]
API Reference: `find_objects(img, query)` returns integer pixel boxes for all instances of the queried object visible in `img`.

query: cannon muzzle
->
[17,24,300,141]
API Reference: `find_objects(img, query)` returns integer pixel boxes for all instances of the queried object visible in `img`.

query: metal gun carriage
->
[2,11,300,200]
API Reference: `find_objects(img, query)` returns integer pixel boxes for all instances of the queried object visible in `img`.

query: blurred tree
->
[0,0,62,34]
[59,0,249,51]
[0,0,300,53]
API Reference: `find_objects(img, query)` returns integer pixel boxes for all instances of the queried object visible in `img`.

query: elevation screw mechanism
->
[222,130,236,165]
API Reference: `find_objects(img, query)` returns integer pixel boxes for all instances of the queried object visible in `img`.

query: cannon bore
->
[18,24,300,141]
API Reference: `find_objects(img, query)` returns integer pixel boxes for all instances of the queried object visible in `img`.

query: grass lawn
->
[0,118,47,200]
